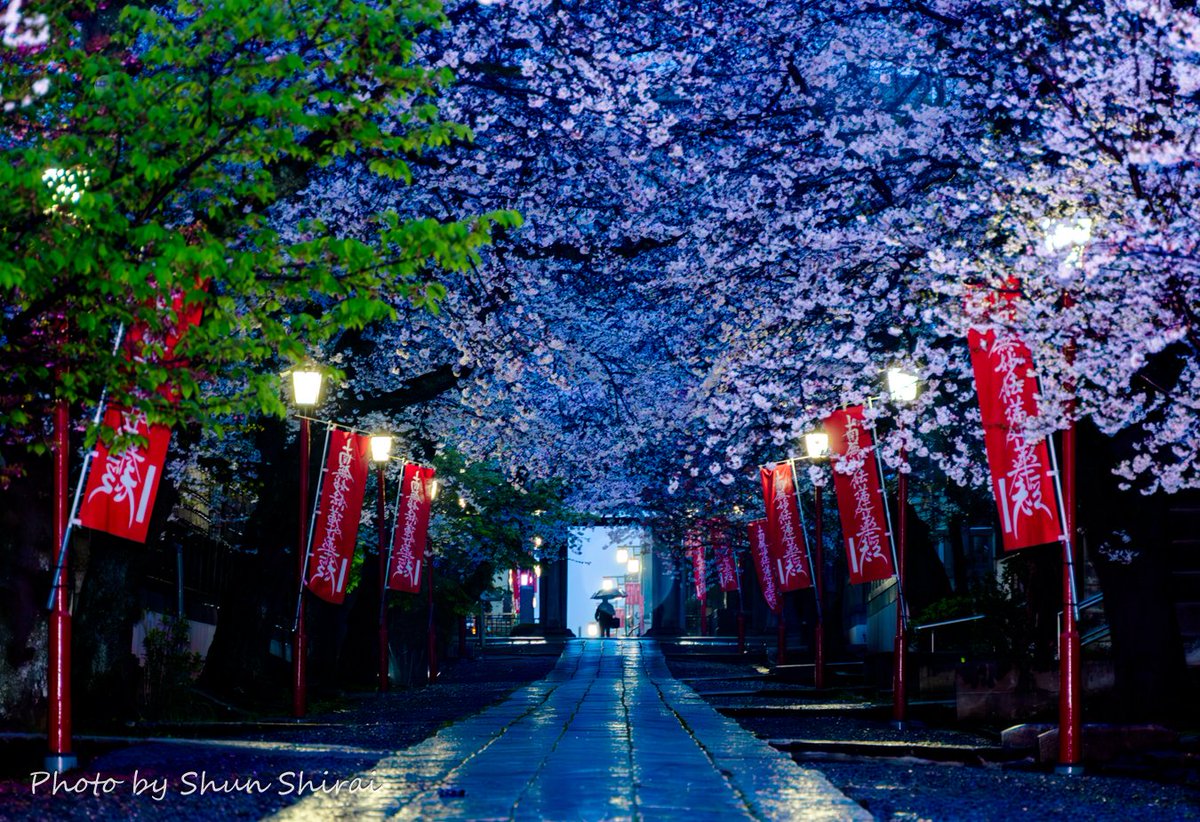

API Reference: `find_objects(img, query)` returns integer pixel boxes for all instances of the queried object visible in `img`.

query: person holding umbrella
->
[592,581,624,638]
[595,599,617,637]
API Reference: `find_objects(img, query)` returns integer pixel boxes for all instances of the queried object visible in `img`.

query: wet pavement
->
[268,638,869,820]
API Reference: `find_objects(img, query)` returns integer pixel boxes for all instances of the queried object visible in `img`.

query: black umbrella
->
[591,589,626,600]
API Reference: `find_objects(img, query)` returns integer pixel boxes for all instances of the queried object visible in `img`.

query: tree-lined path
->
[270,640,868,821]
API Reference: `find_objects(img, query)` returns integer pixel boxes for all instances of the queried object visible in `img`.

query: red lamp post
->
[370,435,393,692]
[47,398,76,772]
[1058,420,1082,773]
[803,431,830,690]
[426,477,440,683]
[887,368,919,729]
[1044,217,1091,774]
[44,168,88,772]
[291,366,322,718]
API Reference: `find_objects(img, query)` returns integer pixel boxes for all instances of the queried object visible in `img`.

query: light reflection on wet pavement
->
[269,638,869,820]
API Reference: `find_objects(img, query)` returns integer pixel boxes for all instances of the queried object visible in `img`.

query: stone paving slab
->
[269,639,871,821]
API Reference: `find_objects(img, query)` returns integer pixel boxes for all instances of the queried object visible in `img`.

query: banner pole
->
[46,324,126,612]
[787,460,822,625]
[293,425,332,634]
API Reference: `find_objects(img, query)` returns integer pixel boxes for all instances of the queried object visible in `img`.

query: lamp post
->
[886,368,918,728]
[370,435,393,692]
[626,556,642,636]
[426,477,440,683]
[44,167,88,773]
[803,431,830,690]
[291,365,322,718]
[1044,215,1092,775]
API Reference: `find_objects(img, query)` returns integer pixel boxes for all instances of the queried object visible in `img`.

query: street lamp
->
[370,435,392,692]
[615,547,630,564]
[291,364,323,718]
[888,367,918,728]
[44,166,90,773]
[804,430,830,690]
[425,472,439,683]
[1043,215,1092,775]
[626,556,643,637]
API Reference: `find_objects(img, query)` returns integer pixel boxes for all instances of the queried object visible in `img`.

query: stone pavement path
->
[269,638,870,821]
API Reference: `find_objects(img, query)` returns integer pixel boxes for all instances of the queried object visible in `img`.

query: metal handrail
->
[913,614,985,632]
[1057,593,1106,658]
[912,614,985,654]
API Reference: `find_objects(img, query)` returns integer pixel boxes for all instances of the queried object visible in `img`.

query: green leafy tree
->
[0,0,519,459]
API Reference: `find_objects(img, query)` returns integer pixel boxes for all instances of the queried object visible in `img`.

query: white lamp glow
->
[615,547,629,564]
[601,577,615,592]
[369,435,393,463]
[804,432,830,459]
[627,558,641,574]
[1043,216,1094,253]
[428,478,440,501]
[291,367,323,407]
[887,368,919,403]
[586,623,599,638]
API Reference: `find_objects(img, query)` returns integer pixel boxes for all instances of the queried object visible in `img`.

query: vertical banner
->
[77,408,172,543]
[747,519,780,614]
[387,463,436,593]
[759,464,812,591]
[968,329,1062,550]
[824,406,896,584]
[710,518,739,593]
[685,526,707,602]
[306,430,370,604]
[77,285,205,543]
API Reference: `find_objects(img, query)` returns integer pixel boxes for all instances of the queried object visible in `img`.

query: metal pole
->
[788,460,823,685]
[814,482,826,690]
[1057,421,1083,773]
[292,417,310,718]
[893,444,909,727]
[377,464,389,692]
[176,542,185,619]
[46,325,126,612]
[427,548,437,682]
[46,398,76,772]
[776,606,787,665]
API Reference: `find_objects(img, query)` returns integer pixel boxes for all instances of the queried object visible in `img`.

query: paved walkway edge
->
[641,648,872,822]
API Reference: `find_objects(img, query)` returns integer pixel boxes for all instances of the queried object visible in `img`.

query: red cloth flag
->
[685,526,707,602]
[388,463,436,593]
[760,464,812,591]
[824,406,896,584]
[747,519,780,614]
[968,328,1062,550]
[306,430,370,604]
[77,408,172,543]
[77,285,204,542]
[709,518,739,593]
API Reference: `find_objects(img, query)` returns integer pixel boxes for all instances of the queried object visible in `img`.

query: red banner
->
[77,408,172,543]
[760,464,812,591]
[824,406,896,584]
[709,518,739,593]
[968,329,1062,550]
[747,519,779,613]
[685,526,706,602]
[77,286,204,542]
[388,463,436,593]
[306,430,370,604]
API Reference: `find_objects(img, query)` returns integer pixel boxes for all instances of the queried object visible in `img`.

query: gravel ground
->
[667,655,1200,821]
[0,651,560,821]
